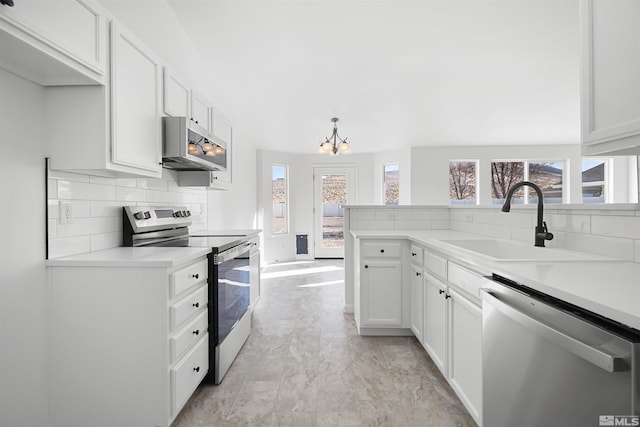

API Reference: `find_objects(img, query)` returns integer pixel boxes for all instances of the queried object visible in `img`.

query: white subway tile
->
[412,209,449,221]
[375,210,411,221]
[48,200,59,219]
[635,240,640,263]
[473,212,494,224]
[71,201,91,218]
[58,180,116,201]
[450,220,481,235]
[48,236,91,258]
[431,220,450,230]
[91,201,122,217]
[351,210,376,221]
[48,219,57,239]
[591,215,640,239]
[48,179,58,199]
[91,232,121,252]
[136,178,168,191]
[116,186,147,202]
[115,178,137,188]
[557,232,634,262]
[546,214,590,233]
[357,220,395,230]
[495,211,533,228]
[55,217,119,238]
[395,220,431,230]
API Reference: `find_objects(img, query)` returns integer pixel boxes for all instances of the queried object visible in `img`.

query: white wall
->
[0,70,49,427]
[411,144,637,205]
[258,150,375,263]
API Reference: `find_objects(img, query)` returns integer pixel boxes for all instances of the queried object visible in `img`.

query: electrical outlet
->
[59,201,73,224]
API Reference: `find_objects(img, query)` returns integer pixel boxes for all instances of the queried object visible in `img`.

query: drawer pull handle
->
[193,366,200,373]
[192,273,199,279]
[416,272,421,277]
[380,249,385,253]
[193,302,200,308]
[439,289,445,295]
[412,252,417,256]
[193,329,200,336]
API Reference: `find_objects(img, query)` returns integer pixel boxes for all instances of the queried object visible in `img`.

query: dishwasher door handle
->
[480,289,628,373]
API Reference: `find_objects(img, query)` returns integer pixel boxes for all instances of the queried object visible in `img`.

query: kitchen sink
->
[435,238,620,262]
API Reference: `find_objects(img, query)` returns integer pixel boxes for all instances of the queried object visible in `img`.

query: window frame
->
[383,163,400,205]
[271,164,289,235]
[449,160,479,205]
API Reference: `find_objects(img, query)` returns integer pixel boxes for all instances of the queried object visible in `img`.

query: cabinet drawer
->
[171,285,207,330]
[425,251,447,280]
[361,241,402,258]
[171,311,208,363]
[447,262,483,303]
[171,259,207,297]
[410,244,424,266]
[171,334,208,416]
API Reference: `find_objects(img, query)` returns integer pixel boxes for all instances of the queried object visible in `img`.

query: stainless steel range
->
[123,206,252,384]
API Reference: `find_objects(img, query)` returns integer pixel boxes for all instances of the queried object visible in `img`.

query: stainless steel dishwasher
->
[481,274,640,427]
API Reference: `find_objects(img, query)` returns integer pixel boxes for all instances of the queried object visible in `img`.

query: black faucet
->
[501,181,554,247]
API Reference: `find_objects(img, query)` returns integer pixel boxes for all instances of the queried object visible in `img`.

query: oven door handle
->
[214,241,252,264]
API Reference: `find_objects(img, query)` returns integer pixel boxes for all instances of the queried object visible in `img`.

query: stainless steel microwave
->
[162,116,227,171]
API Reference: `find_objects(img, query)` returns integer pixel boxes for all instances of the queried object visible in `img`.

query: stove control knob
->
[175,211,183,218]
[143,211,151,219]
[185,210,191,217]
[182,210,188,217]
[133,212,144,220]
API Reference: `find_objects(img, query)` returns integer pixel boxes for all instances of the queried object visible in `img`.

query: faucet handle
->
[542,221,554,241]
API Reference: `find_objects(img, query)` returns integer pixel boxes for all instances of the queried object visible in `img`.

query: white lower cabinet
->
[448,288,482,424]
[360,260,403,327]
[423,272,449,375]
[410,264,424,343]
[48,256,209,427]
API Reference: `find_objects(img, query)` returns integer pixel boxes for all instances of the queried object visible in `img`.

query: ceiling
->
[166,0,580,154]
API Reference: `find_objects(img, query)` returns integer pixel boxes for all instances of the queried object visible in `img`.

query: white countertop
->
[190,229,261,238]
[46,246,212,268]
[351,229,640,331]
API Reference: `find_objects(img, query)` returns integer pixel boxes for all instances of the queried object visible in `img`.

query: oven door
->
[213,242,251,345]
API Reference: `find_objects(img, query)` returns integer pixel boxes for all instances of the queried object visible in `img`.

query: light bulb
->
[339,142,352,154]
[214,145,225,155]
[202,140,214,152]
[188,144,200,155]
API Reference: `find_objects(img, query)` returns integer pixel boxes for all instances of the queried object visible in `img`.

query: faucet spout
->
[501,181,554,247]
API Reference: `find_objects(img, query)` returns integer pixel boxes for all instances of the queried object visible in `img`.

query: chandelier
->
[318,117,352,155]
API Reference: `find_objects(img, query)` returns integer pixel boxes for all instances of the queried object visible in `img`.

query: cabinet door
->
[410,265,424,343]
[190,91,211,131]
[249,243,261,308]
[360,260,403,327]
[582,0,640,154]
[163,67,190,117]
[423,273,448,376]
[448,288,482,425]
[212,108,232,144]
[110,22,162,175]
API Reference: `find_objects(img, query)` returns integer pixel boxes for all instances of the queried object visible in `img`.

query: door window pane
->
[582,160,606,203]
[322,174,346,248]
[272,165,288,234]
[491,162,525,204]
[384,164,399,205]
[449,161,477,205]
[528,162,564,204]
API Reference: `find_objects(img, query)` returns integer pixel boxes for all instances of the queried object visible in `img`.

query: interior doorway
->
[313,167,356,258]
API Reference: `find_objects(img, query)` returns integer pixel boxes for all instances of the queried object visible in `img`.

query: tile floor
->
[172,259,476,426]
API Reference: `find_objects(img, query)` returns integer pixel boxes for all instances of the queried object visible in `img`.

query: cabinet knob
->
[193,366,200,373]
[192,273,199,279]
[364,265,369,269]
[380,249,385,253]
[193,302,200,308]
[438,289,445,295]
[416,272,421,277]
[412,252,417,256]
[445,294,451,299]
[193,329,200,336]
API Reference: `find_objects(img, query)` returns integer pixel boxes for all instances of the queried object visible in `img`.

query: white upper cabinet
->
[47,19,163,178]
[0,0,106,85]
[163,67,191,118]
[190,91,212,132]
[110,21,162,175]
[581,0,640,155]
[212,108,232,144]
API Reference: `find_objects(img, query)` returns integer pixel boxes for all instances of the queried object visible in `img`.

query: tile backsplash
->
[47,168,207,258]
[348,205,640,263]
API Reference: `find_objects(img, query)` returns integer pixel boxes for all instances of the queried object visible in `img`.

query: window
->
[272,165,288,234]
[527,162,564,204]
[582,159,607,203]
[449,161,477,205]
[383,164,399,205]
[491,160,565,204]
[491,161,524,204]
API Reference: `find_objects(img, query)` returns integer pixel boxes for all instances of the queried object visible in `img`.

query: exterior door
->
[313,167,355,258]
